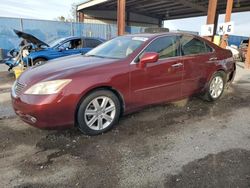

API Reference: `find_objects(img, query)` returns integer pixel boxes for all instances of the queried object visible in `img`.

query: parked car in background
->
[5,29,105,69]
[239,39,249,62]
[12,33,236,135]
[226,45,240,60]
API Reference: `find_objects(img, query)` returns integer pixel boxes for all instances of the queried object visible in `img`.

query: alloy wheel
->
[84,96,116,131]
[209,76,224,99]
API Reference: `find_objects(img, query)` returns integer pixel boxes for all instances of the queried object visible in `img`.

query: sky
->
[0,0,81,20]
[0,0,250,37]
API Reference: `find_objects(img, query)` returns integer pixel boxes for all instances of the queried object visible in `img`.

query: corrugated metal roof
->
[77,0,250,20]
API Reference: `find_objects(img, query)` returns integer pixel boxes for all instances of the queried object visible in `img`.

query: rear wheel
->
[77,90,121,135]
[202,71,226,102]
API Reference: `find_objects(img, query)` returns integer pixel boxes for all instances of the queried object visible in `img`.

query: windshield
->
[48,38,66,48]
[85,36,148,59]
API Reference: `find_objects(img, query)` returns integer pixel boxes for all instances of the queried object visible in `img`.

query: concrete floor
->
[0,63,249,188]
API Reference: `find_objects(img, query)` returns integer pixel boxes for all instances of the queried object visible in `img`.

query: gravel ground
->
[0,63,249,188]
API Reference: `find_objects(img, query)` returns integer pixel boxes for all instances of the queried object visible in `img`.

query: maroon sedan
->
[12,33,236,135]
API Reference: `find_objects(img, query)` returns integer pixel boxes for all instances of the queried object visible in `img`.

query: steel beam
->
[176,0,207,12]
[220,0,233,48]
[117,0,126,36]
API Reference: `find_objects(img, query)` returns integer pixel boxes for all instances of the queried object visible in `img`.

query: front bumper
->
[11,92,75,129]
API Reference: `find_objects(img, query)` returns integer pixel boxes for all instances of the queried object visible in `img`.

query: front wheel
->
[32,58,47,66]
[77,90,121,135]
[202,71,226,102]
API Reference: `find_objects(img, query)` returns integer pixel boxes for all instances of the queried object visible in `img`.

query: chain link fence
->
[0,17,145,58]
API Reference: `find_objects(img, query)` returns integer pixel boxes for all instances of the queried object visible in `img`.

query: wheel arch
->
[28,56,48,65]
[74,86,125,126]
[33,56,48,62]
[203,69,227,93]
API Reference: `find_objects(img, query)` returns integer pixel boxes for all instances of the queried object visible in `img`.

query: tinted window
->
[205,44,213,53]
[60,39,82,50]
[144,36,180,59]
[85,39,102,48]
[181,36,207,55]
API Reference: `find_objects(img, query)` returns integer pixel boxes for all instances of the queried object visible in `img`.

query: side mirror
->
[139,52,159,68]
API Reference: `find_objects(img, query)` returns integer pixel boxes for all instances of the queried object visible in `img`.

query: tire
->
[201,71,226,102]
[77,90,121,135]
[32,58,47,66]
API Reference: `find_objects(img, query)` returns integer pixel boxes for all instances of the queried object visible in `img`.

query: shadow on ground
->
[164,149,250,188]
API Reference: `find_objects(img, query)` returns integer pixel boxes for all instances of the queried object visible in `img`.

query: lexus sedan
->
[12,33,236,135]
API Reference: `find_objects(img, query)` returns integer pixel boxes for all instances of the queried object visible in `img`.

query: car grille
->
[15,82,26,96]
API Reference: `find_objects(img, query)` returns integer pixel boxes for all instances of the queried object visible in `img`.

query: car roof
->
[124,32,198,39]
[63,36,105,41]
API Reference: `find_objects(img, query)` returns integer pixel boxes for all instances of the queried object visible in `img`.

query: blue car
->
[5,30,105,69]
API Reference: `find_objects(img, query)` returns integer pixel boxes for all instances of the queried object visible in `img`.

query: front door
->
[59,39,83,57]
[130,35,183,109]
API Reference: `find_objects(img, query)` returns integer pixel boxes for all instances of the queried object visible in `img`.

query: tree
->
[56,16,67,22]
[56,3,77,22]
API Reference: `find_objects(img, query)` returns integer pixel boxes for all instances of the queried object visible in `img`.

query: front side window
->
[60,41,71,49]
[144,36,180,59]
[181,36,207,55]
[59,39,82,50]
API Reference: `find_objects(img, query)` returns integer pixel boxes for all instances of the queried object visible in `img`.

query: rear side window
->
[181,36,207,55]
[205,44,214,53]
[144,36,180,59]
[85,39,102,48]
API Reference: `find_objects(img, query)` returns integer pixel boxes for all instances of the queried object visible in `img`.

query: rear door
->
[130,35,183,109]
[180,35,215,96]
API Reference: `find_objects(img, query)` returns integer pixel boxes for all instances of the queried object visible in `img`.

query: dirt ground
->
[0,63,250,188]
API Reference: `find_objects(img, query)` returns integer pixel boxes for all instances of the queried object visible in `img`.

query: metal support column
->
[78,12,84,22]
[117,0,126,36]
[205,0,218,41]
[220,0,233,48]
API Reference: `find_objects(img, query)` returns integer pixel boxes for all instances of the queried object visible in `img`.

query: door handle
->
[209,57,218,61]
[171,63,183,68]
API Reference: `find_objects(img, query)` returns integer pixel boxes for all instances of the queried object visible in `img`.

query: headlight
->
[24,79,71,95]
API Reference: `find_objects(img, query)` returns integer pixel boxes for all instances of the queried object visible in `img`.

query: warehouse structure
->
[77,0,250,68]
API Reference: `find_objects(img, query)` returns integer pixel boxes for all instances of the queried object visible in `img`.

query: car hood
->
[18,54,119,85]
[14,29,49,47]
